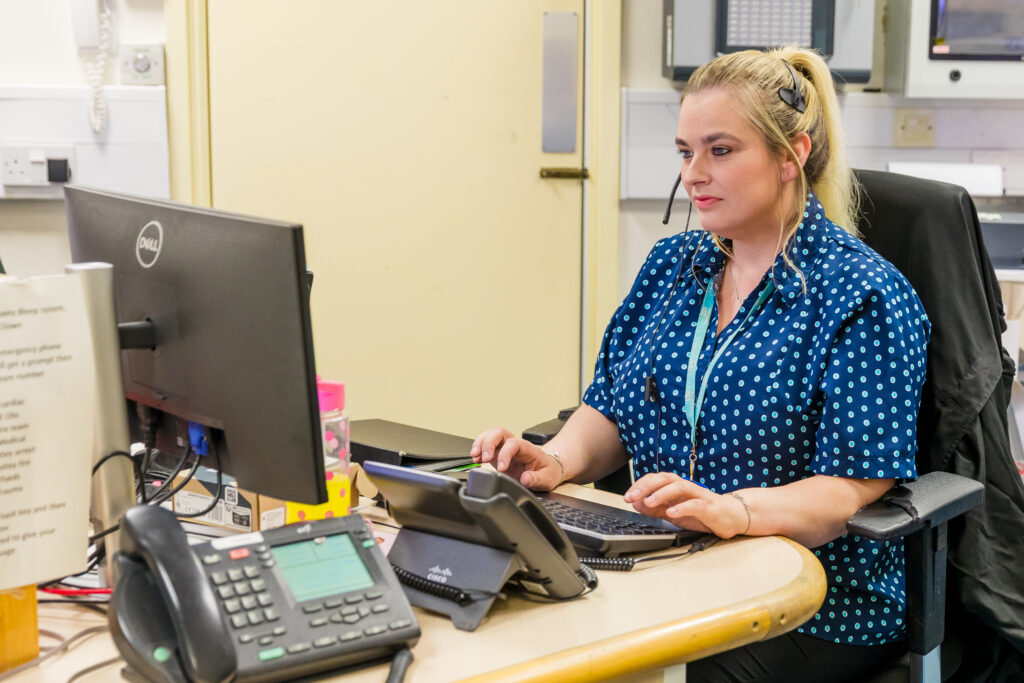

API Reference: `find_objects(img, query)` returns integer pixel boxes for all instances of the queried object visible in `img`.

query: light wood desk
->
[19,485,825,683]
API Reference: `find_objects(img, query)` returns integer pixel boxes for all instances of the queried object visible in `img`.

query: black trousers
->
[687,631,906,683]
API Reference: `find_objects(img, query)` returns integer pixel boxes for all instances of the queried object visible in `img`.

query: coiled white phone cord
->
[81,1,113,134]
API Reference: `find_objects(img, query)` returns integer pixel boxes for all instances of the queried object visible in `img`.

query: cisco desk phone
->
[109,505,419,682]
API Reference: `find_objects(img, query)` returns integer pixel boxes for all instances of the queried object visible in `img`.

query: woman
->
[472,47,930,682]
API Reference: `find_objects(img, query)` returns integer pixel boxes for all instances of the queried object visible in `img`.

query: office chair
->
[523,170,1024,682]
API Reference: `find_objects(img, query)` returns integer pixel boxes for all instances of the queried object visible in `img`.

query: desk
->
[20,485,825,683]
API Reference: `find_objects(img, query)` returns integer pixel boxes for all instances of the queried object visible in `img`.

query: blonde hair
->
[682,47,860,247]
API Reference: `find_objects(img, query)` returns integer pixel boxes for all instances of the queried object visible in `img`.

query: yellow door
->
[205,1,586,437]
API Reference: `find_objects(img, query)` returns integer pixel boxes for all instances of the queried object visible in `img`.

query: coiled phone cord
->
[390,563,501,606]
[579,534,722,571]
[579,555,636,571]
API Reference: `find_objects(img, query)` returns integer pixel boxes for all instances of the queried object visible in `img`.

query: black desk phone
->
[109,505,419,682]
[363,462,597,630]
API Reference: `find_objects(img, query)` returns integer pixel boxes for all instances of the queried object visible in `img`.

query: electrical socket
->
[1,145,75,187]
[893,108,936,148]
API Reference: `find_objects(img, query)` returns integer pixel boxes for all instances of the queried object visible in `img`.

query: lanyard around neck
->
[682,277,775,480]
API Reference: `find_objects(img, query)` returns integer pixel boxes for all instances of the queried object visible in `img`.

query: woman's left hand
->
[624,473,749,539]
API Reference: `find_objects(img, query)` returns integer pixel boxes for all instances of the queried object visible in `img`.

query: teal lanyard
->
[682,278,775,481]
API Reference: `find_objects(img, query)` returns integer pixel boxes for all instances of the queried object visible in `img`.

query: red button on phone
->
[229,548,251,560]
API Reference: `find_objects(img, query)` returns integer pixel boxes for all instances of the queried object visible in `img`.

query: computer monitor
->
[65,185,327,505]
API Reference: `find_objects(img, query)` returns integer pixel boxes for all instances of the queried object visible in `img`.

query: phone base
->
[388,528,518,631]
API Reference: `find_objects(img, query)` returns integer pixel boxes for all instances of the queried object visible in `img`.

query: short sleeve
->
[581,235,688,419]
[812,280,930,481]
[582,311,620,418]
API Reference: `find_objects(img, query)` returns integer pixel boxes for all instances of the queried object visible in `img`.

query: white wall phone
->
[71,0,116,133]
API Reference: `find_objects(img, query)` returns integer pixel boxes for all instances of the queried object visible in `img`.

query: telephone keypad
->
[198,516,419,678]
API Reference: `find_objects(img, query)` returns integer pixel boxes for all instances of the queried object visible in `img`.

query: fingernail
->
[645,495,657,505]
[623,490,636,502]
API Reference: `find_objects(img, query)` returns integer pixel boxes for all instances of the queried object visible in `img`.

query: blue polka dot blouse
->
[583,193,931,646]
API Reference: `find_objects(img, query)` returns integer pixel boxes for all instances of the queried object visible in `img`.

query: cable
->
[38,587,111,596]
[148,448,201,506]
[389,563,501,606]
[0,624,108,682]
[578,534,722,571]
[91,450,135,476]
[79,0,113,134]
[144,445,195,505]
[88,522,119,545]
[175,446,223,519]
[385,648,414,683]
[580,555,636,571]
[67,655,122,683]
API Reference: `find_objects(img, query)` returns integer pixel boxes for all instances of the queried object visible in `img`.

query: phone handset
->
[462,469,597,595]
[70,0,115,132]
[109,505,236,683]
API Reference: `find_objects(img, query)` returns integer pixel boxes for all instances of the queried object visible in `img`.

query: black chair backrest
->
[853,169,1024,677]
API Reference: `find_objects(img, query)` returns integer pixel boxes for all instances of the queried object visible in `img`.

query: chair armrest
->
[521,418,565,445]
[846,471,984,541]
[521,407,580,445]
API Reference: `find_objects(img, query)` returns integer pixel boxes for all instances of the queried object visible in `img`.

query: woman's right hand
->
[470,427,564,491]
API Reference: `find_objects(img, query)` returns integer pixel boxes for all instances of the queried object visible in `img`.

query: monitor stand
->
[67,263,136,586]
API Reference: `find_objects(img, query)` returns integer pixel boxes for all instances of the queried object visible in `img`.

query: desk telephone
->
[109,505,419,682]
[364,462,597,630]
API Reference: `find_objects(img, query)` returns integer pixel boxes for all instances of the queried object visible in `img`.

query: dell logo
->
[135,221,163,268]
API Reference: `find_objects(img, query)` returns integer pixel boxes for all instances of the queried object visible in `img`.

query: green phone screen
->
[271,534,374,603]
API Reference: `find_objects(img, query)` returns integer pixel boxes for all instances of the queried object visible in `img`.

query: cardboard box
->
[174,465,355,533]
[172,466,262,533]
[258,467,355,531]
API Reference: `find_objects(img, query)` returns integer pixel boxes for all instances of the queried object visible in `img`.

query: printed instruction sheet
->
[0,274,96,590]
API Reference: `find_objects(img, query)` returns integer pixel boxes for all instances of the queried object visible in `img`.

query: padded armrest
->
[847,471,984,541]
[521,407,580,446]
[521,418,565,445]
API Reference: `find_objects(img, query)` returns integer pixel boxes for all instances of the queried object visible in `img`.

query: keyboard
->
[537,491,705,556]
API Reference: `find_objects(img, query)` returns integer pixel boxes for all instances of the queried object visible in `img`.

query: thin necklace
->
[726,260,744,301]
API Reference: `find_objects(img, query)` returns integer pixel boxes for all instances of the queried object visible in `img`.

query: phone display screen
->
[271,533,374,603]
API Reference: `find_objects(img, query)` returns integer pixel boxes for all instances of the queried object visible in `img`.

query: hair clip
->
[778,60,807,114]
